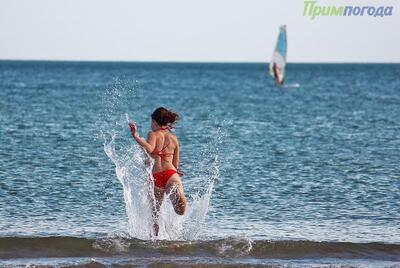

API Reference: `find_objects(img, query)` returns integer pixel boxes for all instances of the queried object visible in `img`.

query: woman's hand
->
[129,122,138,138]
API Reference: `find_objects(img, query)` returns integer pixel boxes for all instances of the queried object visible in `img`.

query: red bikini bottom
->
[152,169,177,188]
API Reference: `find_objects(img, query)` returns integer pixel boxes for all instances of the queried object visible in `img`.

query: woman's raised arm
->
[129,122,157,154]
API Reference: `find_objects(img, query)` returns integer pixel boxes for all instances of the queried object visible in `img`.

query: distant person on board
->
[129,107,187,236]
[273,63,284,86]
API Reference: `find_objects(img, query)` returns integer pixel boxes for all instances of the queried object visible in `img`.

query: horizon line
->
[0,58,399,64]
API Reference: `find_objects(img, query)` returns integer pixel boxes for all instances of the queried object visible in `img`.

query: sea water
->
[0,61,399,267]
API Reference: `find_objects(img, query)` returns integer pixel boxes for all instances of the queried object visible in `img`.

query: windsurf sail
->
[269,25,287,85]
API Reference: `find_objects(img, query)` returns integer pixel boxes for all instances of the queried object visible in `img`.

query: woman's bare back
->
[150,131,178,172]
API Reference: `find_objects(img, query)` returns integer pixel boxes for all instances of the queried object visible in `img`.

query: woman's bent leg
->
[166,174,187,215]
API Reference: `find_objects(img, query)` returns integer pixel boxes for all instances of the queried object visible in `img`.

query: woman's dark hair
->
[151,107,179,127]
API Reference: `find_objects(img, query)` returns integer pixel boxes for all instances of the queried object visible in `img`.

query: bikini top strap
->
[160,141,170,153]
[151,140,172,157]
[156,126,170,131]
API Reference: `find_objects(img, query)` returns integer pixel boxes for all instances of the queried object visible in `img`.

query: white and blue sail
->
[269,25,287,85]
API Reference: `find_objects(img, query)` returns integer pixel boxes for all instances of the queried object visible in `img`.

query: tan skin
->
[129,119,187,236]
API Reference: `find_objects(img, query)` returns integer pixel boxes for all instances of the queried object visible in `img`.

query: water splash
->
[100,80,221,240]
[104,133,155,239]
[282,83,301,88]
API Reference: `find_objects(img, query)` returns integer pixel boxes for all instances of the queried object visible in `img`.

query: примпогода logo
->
[303,1,394,19]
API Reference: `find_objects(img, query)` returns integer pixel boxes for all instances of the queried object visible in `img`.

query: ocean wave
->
[1,236,399,261]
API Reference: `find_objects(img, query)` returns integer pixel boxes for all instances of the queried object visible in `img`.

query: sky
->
[0,0,399,63]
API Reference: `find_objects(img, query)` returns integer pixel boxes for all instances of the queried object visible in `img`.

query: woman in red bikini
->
[128,107,187,236]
